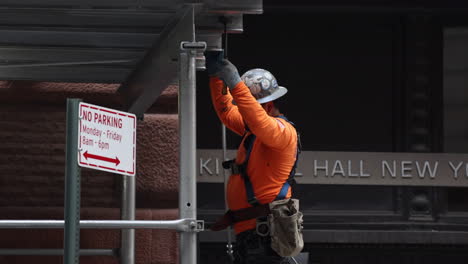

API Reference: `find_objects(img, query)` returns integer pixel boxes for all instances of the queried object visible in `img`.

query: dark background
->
[197,13,395,152]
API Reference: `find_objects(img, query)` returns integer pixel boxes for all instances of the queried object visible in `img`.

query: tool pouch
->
[267,198,304,257]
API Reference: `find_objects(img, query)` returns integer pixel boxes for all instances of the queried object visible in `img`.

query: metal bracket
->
[191,220,205,232]
[181,41,207,71]
[181,219,204,233]
[196,52,206,71]
[181,41,207,51]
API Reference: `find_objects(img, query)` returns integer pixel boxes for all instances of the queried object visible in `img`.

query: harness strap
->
[209,204,271,231]
[276,182,291,201]
[275,115,301,200]
[241,133,260,206]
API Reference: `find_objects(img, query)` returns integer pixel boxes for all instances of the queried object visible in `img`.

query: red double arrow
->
[83,151,120,166]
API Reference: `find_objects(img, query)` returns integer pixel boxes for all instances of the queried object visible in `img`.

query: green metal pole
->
[64,98,82,264]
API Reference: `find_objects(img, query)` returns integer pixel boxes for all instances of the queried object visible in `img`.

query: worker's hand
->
[205,50,224,76]
[205,51,241,89]
[216,59,242,90]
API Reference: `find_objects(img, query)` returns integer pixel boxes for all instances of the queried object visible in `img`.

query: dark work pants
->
[234,229,290,264]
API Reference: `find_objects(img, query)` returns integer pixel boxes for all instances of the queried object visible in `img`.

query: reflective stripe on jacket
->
[210,77,298,234]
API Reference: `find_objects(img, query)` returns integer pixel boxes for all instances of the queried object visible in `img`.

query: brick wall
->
[0,81,180,263]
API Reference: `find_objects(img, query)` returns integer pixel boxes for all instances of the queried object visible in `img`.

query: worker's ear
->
[262,101,274,114]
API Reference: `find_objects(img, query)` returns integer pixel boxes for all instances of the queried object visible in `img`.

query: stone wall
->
[0,81,180,263]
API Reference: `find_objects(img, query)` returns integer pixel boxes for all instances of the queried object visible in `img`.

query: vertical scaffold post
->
[121,175,135,264]
[64,98,82,264]
[179,8,206,262]
[179,46,197,264]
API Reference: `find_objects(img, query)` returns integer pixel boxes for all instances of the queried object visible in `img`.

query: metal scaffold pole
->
[179,47,197,264]
[220,16,234,261]
[179,6,206,261]
[0,219,202,231]
[121,175,135,264]
[64,98,82,264]
[179,49,197,263]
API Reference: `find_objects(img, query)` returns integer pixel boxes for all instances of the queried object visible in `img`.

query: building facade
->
[197,4,468,263]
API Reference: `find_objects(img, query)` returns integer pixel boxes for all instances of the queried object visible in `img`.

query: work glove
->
[215,59,242,90]
[204,50,241,89]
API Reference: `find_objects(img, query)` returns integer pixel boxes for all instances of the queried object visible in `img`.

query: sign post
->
[64,98,82,264]
[77,102,137,176]
[77,102,137,264]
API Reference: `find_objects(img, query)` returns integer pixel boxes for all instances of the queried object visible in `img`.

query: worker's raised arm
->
[206,58,295,149]
[207,57,297,149]
[230,81,295,150]
[209,76,245,136]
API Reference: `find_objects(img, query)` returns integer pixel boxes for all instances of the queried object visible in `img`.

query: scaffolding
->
[0,5,207,264]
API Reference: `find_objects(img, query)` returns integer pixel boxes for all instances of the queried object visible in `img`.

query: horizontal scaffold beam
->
[0,219,204,232]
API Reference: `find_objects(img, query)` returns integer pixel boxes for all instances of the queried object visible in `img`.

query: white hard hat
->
[240,68,288,104]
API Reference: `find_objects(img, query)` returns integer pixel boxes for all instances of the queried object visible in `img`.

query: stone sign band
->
[197,149,468,187]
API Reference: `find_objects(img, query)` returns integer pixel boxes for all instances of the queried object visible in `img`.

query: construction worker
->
[206,52,299,264]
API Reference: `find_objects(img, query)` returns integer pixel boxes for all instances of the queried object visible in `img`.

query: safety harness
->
[210,116,301,231]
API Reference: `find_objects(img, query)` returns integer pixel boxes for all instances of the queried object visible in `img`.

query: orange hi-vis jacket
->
[210,77,298,234]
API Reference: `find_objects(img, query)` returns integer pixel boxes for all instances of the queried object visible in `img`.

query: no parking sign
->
[78,102,136,176]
